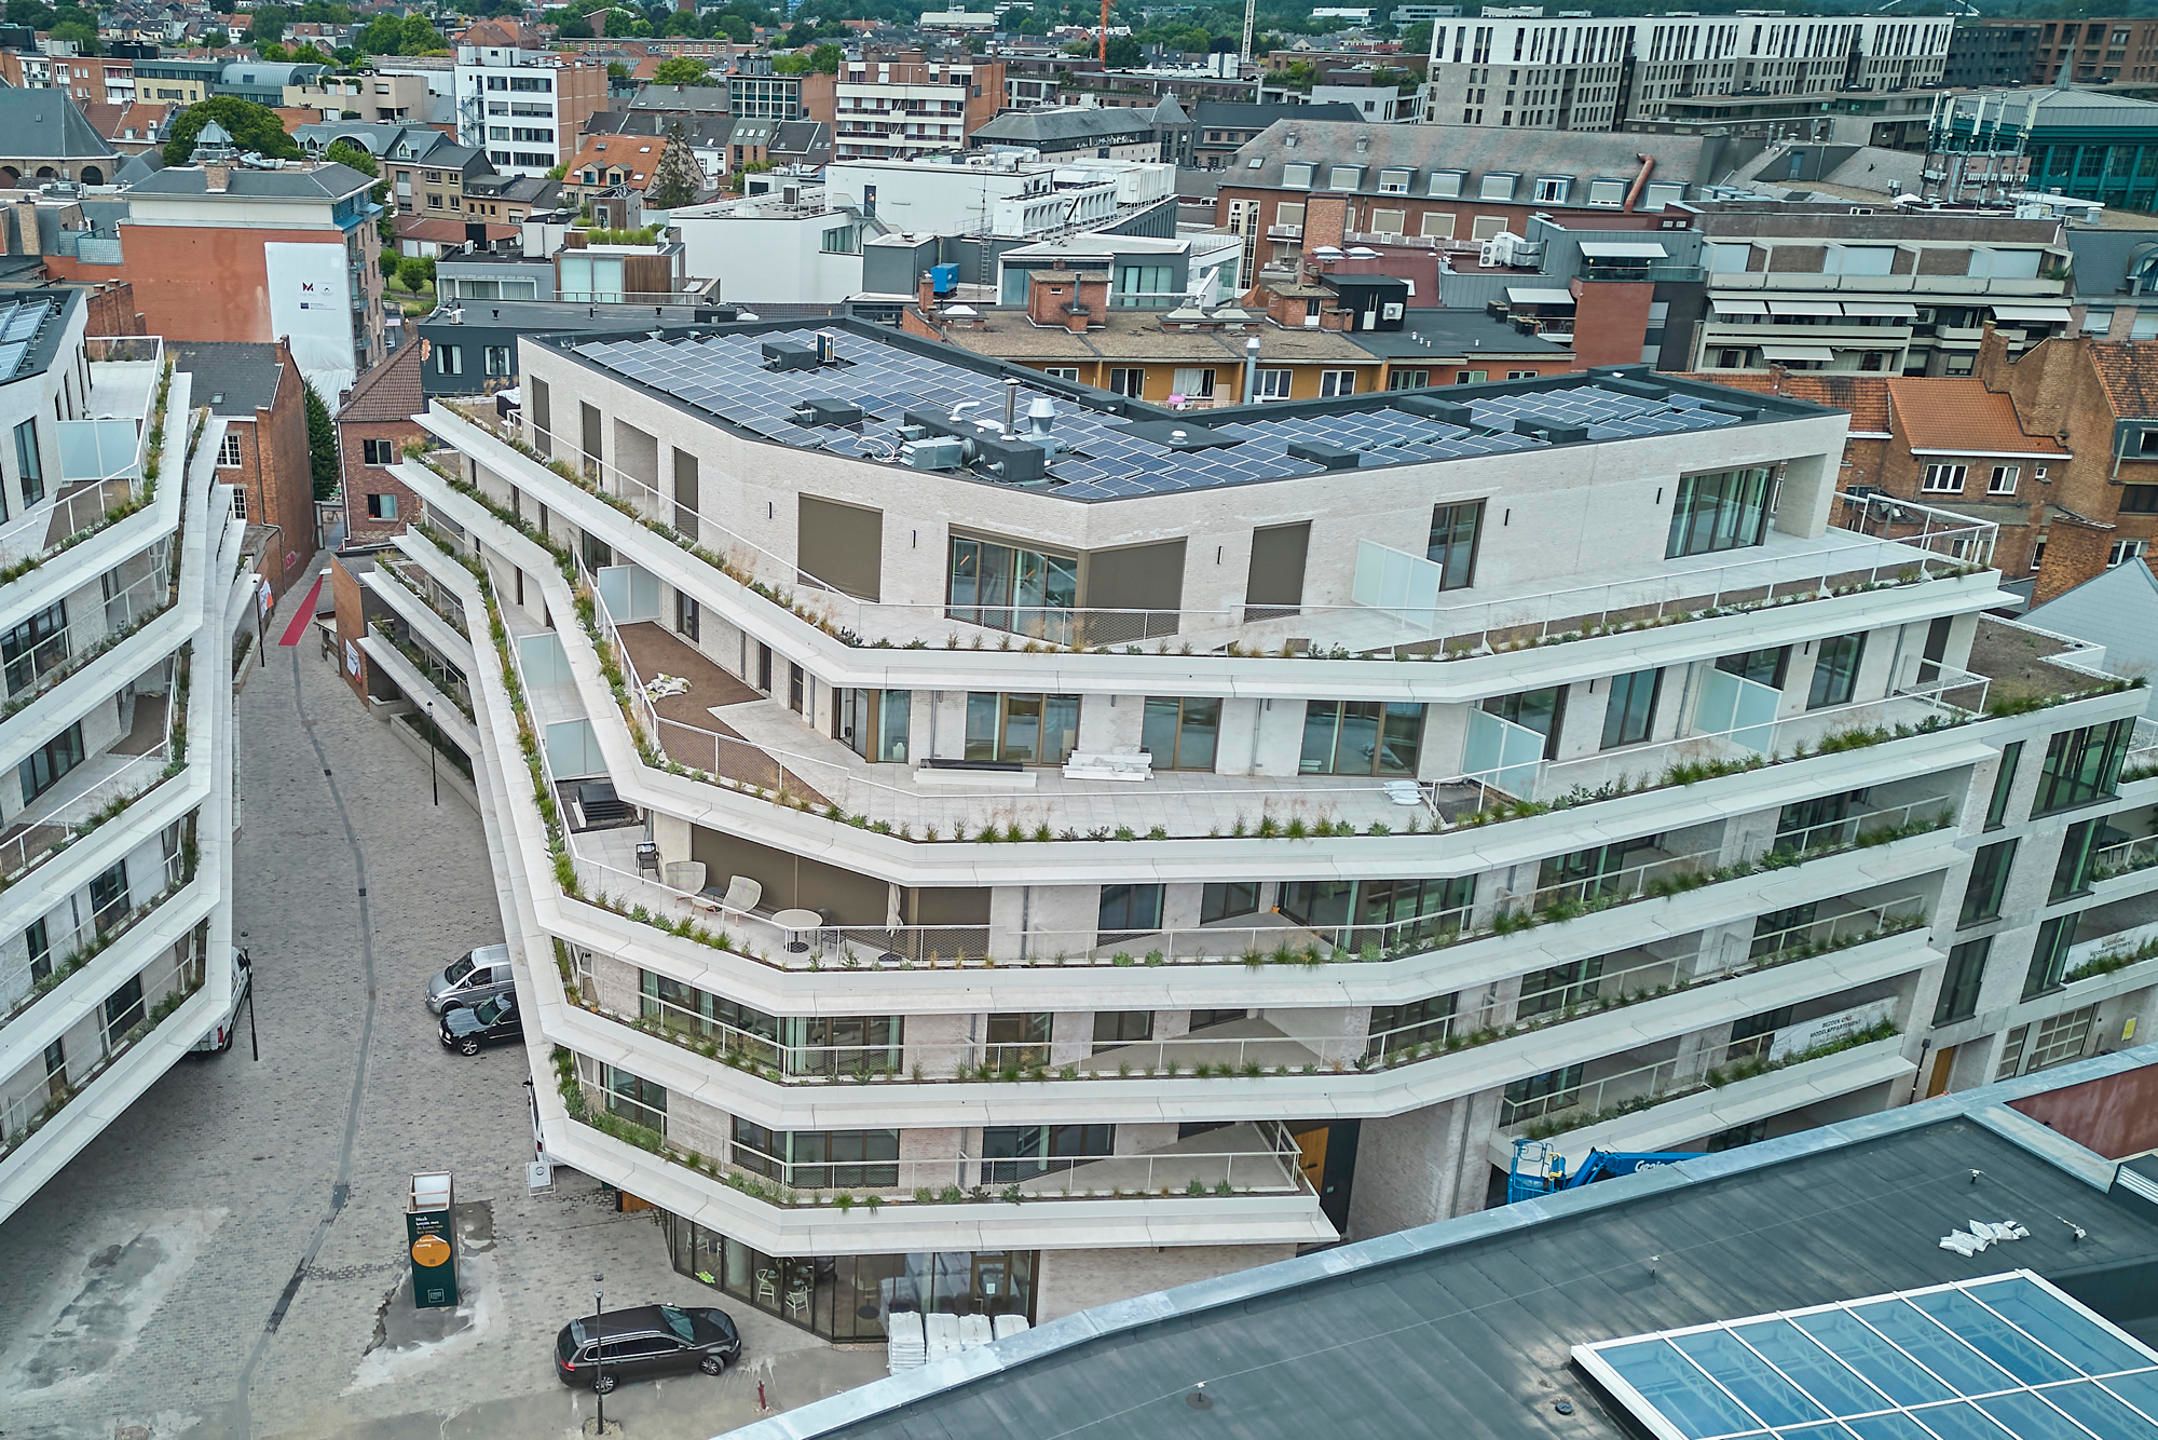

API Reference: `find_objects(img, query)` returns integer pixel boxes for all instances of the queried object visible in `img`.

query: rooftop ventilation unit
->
[762,339,818,371]
[901,436,966,470]
[1287,439,1360,471]
[795,397,864,427]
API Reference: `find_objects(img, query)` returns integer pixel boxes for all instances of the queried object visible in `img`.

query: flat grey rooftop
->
[740,1087,2158,1440]
[563,322,1778,502]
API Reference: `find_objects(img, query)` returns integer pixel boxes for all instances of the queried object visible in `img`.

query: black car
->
[439,993,521,1055]
[554,1305,742,1392]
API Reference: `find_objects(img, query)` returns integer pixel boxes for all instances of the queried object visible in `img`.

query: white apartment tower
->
[1422,16,1955,130]
[381,321,2158,1340]
[0,292,249,1223]
[453,43,606,178]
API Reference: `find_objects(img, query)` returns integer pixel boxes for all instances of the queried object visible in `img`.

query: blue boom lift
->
[1506,1137,1707,1204]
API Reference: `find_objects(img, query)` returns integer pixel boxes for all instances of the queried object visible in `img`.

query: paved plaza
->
[0,569,884,1440]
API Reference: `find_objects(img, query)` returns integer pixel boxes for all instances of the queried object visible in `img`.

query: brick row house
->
[336,342,425,545]
[172,340,319,600]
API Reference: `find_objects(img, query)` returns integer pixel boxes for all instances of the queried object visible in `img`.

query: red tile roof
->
[2086,341,2158,419]
[1885,378,2065,455]
[338,342,424,424]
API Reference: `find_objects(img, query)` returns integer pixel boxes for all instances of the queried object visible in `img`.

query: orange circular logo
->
[411,1234,452,1267]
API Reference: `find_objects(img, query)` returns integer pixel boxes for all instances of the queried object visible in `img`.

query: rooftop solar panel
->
[566,334,1749,499]
[1575,1271,2158,1440]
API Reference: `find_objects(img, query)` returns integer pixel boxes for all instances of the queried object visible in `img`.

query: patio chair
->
[716,874,763,915]
[784,1279,811,1319]
[634,841,660,877]
[663,860,707,896]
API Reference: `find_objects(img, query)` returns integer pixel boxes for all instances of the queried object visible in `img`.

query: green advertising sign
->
[407,1206,458,1308]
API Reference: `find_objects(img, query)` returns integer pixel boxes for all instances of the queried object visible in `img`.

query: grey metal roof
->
[972,106,1159,147]
[1353,307,1572,360]
[559,320,1788,503]
[1192,100,1364,130]
[0,292,73,384]
[1231,119,1717,206]
[128,160,375,201]
[2022,560,2158,714]
[729,1045,2158,1440]
[0,90,119,161]
[629,84,732,113]
[172,341,285,416]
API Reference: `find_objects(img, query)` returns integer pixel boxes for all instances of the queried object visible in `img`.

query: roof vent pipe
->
[1002,376,1019,436]
[1242,334,1261,404]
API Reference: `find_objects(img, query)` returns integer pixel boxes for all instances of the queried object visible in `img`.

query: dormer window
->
[1328,165,1363,191]
[1480,172,1518,201]
[1282,161,1313,189]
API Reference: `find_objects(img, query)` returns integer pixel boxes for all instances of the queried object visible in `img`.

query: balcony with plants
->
[417,401,2003,671]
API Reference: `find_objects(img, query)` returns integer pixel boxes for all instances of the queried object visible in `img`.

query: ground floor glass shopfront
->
[667,1214,1039,1342]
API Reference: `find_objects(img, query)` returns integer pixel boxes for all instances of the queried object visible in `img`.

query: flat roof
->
[734,1046,2158,1440]
[556,320,1799,503]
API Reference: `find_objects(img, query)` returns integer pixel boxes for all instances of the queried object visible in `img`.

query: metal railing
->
[2095,833,2158,883]
[435,405,1997,661]
[0,555,177,715]
[0,338,162,567]
[1769,794,1957,857]
[0,846,190,1023]
[375,555,470,632]
[0,741,177,890]
[0,931,203,1158]
[1745,892,1929,967]
[1522,842,1722,912]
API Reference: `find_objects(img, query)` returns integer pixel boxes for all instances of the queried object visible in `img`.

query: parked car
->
[439,993,522,1055]
[554,1305,742,1392]
[425,943,510,1014]
[190,948,252,1054]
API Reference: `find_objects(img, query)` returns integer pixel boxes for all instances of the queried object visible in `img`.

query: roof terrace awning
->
[1760,344,1836,362]
[1991,303,2072,323]
[1579,240,1669,259]
[1506,287,1576,306]
[1767,300,1844,317]
[1710,297,1769,315]
[1840,301,1919,318]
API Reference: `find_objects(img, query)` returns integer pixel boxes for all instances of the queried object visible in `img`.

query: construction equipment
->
[1506,1138,1706,1205]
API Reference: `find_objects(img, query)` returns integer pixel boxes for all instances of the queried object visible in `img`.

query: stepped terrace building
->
[376,319,2158,1338]
[0,292,249,1223]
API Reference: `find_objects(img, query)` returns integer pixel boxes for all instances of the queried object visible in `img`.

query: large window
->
[1201,881,1260,924]
[732,1119,899,1188]
[947,534,1079,643]
[1366,995,1456,1059]
[1934,939,1990,1025]
[1960,839,2018,927]
[1426,499,1485,591]
[1601,668,1661,750]
[2032,719,2132,816]
[1279,875,1473,951]
[640,971,783,1068]
[1667,466,1775,558]
[1539,837,1663,904]
[102,973,144,1038]
[1807,634,1865,710]
[841,688,910,764]
[18,720,83,805]
[1140,696,1220,771]
[1299,700,1423,776]
[1,601,66,696]
[1986,742,2024,830]
[1717,647,1788,690]
[1518,956,1606,1018]
[1097,883,1163,939]
[2051,819,2102,903]
[980,1124,1113,1185]
[1091,1011,1152,1052]
[963,692,1079,765]
[2023,915,2079,999]
[1503,1063,1584,1123]
[983,1012,1051,1069]
[601,1064,667,1132]
[1485,686,1565,758]
[14,419,42,507]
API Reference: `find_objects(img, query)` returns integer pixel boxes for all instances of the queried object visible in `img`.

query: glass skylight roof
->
[1573,1272,2158,1440]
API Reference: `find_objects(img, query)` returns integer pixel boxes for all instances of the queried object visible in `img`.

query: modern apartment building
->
[0,292,248,1225]
[1421,15,1953,131]
[453,43,608,178]
[832,54,1004,163]
[1947,18,2158,90]
[382,319,2158,1342]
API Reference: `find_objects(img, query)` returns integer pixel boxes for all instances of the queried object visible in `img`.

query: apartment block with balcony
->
[1683,203,2075,379]
[0,292,249,1224]
[453,43,607,178]
[379,317,2158,1342]
[832,55,1004,163]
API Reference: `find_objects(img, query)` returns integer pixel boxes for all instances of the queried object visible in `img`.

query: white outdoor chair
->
[717,874,763,915]
[663,860,707,896]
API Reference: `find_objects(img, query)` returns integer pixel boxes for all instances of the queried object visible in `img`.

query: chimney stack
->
[203,162,232,194]
[917,270,936,316]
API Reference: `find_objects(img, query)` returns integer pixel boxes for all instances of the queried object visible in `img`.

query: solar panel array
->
[0,297,57,384]
[1574,1271,2158,1440]
[572,330,1747,501]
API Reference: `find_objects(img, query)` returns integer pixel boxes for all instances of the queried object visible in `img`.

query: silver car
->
[425,943,512,1014]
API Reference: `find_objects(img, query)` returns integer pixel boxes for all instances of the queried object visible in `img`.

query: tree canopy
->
[647,122,702,208]
[162,98,301,169]
[324,139,377,177]
[653,56,711,85]
[354,13,442,55]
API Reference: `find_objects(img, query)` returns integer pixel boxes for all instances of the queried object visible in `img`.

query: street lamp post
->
[592,1274,606,1430]
[425,697,439,806]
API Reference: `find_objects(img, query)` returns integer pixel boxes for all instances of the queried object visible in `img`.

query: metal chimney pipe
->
[1242,335,1261,404]
[1003,377,1019,435]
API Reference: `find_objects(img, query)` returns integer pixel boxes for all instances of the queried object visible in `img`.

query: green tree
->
[398,255,435,291]
[162,97,301,167]
[771,50,811,74]
[248,3,289,44]
[1103,35,1140,67]
[324,139,377,176]
[809,42,842,73]
[647,122,701,208]
[48,17,94,50]
[653,55,709,84]
[304,383,338,501]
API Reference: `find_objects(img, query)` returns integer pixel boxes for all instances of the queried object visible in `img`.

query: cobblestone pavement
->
[0,567,884,1440]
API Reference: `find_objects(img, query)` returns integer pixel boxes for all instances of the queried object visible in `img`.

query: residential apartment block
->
[1420,15,1953,132]
[832,54,1004,163]
[375,317,2158,1341]
[0,292,247,1225]
[453,43,607,178]
[1947,18,2158,90]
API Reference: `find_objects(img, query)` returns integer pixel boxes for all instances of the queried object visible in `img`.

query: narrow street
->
[0,565,881,1440]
